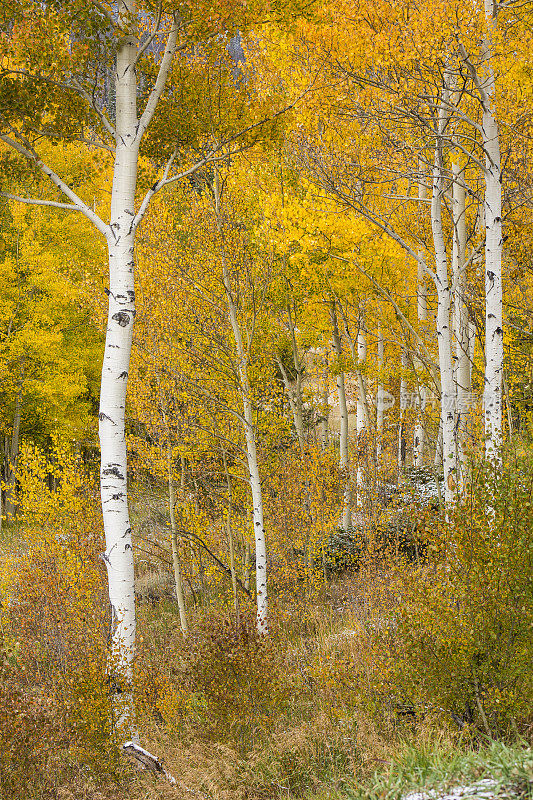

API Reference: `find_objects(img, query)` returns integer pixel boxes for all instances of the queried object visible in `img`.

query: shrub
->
[182,611,293,743]
[365,449,533,738]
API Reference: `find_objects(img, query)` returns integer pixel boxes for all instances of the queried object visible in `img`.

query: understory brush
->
[2,447,533,799]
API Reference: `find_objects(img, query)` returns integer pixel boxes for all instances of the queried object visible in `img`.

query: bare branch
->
[136,20,180,141]
[0,132,110,237]
[1,193,81,211]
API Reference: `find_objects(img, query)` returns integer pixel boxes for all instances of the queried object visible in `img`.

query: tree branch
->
[136,19,179,141]
[0,132,110,237]
[0,193,82,211]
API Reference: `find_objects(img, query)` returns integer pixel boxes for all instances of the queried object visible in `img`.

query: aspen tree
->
[329,300,352,532]
[0,0,290,741]
[213,173,268,633]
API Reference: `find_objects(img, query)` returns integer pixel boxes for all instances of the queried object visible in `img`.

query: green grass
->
[341,741,533,800]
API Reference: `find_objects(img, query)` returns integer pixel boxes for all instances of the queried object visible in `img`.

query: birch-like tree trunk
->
[376,326,384,461]
[4,387,22,521]
[451,163,470,490]
[98,19,140,735]
[320,354,330,449]
[481,3,504,463]
[222,448,239,621]
[413,171,428,467]
[168,450,188,635]
[398,349,408,477]
[231,330,267,633]
[431,83,457,506]
[329,301,352,531]
[356,324,368,504]
[214,176,268,633]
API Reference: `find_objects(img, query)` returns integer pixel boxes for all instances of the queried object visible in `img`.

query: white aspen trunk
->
[414,170,428,467]
[356,325,367,504]
[320,355,330,449]
[287,306,306,449]
[431,93,457,506]
[452,163,470,491]
[214,177,267,633]
[329,302,352,531]
[4,387,22,521]
[376,326,384,461]
[99,15,139,736]
[168,452,188,635]
[277,357,305,450]
[398,350,408,477]
[229,307,266,630]
[481,3,504,463]
[222,449,239,620]
[241,393,267,633]
[244,539,251,592]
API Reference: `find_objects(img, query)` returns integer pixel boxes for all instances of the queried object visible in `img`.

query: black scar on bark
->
[119,371,128,379]
[495,327,503,336]
[111,493,124,500]
[487,271,495,281]
[127,290,135,301]
[99,412,115,423]
[112,311,130,327]
[103,466,124,480]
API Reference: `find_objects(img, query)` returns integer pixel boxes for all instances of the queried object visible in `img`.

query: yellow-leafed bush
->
[365,449,533,738]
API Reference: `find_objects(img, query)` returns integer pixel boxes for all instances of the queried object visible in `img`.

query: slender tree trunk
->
[98,17,139,736]
[398,349,408,478]
[356,324,368,505]
[414,170,428,467]
[277,357,305,450]
[168,450,188,635]
[481,5,504,463]
[376,326,384,461]
[329,301,352,531]
[287,304,306,448]
[214,174,267,633]
[452,163,470,492]
[431,79,457,507]
[222,449,239,621]
[4,388,22,521]
[320,354,330,449]
[244,538,251,592]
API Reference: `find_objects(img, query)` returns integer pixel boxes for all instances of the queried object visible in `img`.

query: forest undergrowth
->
[1,446,532,800]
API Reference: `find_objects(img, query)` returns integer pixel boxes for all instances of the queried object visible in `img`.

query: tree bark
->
[376,326,384,461]
[98,15,139,736]
[481,5,504,463]
[168,450,188,635]
[214,176,268,633]
[452,163,470,491]
[398,349,408,478]
[414,169,428,467]
[4,387,22,521]
[431,78,457,507]
[329,301,352,531]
